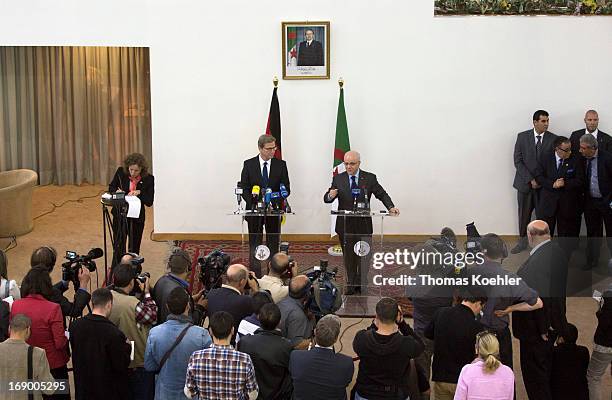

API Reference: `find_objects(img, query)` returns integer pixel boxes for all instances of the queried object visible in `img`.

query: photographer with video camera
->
[152,248,206,325]
[109,263,158,400]
[277,275,316,350]
[30,246,92,321]
[206,263,259,344]
[259,252,298,303]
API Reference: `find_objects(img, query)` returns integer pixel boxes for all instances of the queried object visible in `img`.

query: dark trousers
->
[338,232,372,289]
[520,337,553,400]
[128,368,155,400]
[496,326,513,371]
[42,365,70,400]
[247,215,281,277]
[540,213,581,255]
[584,196,612,266]
[517,189,540,238]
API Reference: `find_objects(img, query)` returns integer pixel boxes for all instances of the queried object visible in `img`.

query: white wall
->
[2,1,611,235]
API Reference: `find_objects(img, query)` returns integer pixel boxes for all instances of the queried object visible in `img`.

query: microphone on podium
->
[270,192,281,210]
[352,188,361,211]
[264,188,272,209]
[280,183,291,213]
[251,185,260,212]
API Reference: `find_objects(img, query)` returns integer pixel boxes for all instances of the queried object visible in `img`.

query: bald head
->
[288,275,310,299]
[343,151,361,175]
[527,220,550,247]
[226,264,248,286]
[270,252,289,275]
[585,110,599,133]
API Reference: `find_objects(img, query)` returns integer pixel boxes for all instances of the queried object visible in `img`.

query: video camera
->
[464,222,482,254]
[62,248,102,289]
[305,260,342,318]
[279,242,295,279]
[198,249,231,294]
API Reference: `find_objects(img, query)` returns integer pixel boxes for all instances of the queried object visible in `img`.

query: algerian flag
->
[330,86,350,237]
[287,27,297,67]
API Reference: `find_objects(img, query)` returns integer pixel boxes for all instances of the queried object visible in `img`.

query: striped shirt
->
[185,343,258,400]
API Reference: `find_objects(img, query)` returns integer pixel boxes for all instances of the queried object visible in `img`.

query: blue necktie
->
[557,158,563,173]
[262,162,269,188]
[351,175,357,190]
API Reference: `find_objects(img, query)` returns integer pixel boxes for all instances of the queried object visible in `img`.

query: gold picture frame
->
[282,21,330,80]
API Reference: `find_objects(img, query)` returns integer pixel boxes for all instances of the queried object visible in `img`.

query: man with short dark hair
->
[240,135,291,277]
[69,288,131,400]
[468,233,543,370]
[236,291,274,342]
[579,133,612,269]
[207,264,259,344]
[424,290,486,400]
[185,311,259,400]
[0,314,56,399]
[551,322,589,400]
[353,298,424,400]
[145,287,212,400]
[238,303,293,399]
[258,252,297,303]
[290,314,354,400]
[109,263,158,400]
[277,275,316,349]
[512,110,557,253]
[152,247,206,325]
[30,246,91,320]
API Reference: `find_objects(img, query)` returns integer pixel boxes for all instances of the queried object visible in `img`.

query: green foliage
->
[434,0,612,15]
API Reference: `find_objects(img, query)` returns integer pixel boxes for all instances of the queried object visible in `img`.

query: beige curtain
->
[0,47,152,185]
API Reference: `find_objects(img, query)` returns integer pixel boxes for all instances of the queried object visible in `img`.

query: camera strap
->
[27,345,33,400]
[155,323,193,374]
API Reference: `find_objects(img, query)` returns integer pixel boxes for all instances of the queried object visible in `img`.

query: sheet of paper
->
[125,195,142,218]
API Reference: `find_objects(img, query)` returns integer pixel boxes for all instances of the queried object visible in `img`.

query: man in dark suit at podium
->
[240,135,290,277]
[324,151,399,295]
[297,29,324,66]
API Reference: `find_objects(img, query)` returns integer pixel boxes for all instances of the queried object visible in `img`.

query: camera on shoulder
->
[62,248,103,289]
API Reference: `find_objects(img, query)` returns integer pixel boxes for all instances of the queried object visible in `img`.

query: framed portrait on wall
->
[282,21,330,80]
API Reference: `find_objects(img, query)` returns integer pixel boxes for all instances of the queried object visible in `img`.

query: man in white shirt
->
[258,253,298,303]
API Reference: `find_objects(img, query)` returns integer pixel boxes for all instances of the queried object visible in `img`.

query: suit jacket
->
[289,347,354,400]
[570,128,612,156]
[512,241,568,342]
[240,155,290,210]
[108,167,155,222]
[69,314,131,400]
[535,152,584,219]
[297,40,324,66]
[0,300,8,341]
[0,339,56,400]
[323,170,394,235]
[584,149,612,203]
[513,129,556,192]
[550,343,589,400]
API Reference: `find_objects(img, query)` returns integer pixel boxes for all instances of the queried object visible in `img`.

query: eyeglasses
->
[344,161,359,166]
[557,147,571,153]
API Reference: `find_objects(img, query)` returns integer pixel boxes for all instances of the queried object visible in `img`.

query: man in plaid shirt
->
[184,311,259,400]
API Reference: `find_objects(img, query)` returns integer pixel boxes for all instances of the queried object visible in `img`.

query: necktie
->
[262,162,269,188]
[536,135,542,156]
[557,158,563,173]
[351,175,357,190]
[587,158,593,182]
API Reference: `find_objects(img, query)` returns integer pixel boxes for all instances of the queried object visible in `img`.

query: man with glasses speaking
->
[240,135,290,277]
[535,136,584,254]
[324,151,399,295]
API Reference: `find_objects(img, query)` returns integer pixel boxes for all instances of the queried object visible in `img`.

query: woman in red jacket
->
[11,265,70,400]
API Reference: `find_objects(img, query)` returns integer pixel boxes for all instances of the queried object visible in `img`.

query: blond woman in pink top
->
[454,332,514,400]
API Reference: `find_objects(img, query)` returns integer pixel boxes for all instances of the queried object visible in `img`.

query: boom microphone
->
[87,248,104,259]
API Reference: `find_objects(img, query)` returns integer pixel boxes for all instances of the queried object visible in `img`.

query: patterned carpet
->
[177,239,420,315]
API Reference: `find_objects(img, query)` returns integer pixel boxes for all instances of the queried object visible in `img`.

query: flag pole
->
[338,77,344,88]
[273,76,278,88]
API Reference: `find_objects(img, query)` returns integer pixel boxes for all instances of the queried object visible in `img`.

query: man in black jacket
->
[30,246,91,320]
[206,264,258,344]
[512,110,557,253]
[551,323,589,400]
[240,135,290,277]
[289,314,353,400]
[586,284,612,400]
[324,151,399,294]
[238,303,293,399]
[535,136,584,251]
[353,297,425,400]
[424,290,486,400]
[570,110,612,155]
[69,288,131,400]
[579,133,612,269]
[512,220,569,400]
[297,29,324,66]
[152,247,205,325]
